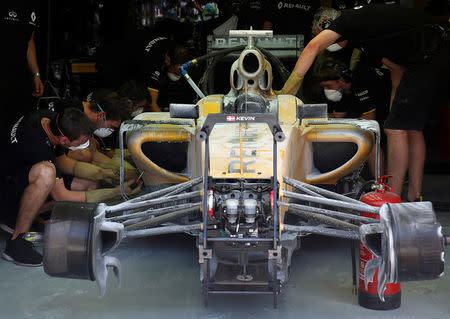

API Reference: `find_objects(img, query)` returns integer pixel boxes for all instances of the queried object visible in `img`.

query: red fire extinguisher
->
[358,176,401,310]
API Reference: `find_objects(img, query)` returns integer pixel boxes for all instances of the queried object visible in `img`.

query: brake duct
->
[43,202,123,298]
[359,201,445,302]
[43,178,203,297]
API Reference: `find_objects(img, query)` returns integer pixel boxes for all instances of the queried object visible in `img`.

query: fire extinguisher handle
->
[376,175,394,193]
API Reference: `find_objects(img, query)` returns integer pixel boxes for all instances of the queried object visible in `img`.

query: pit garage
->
[0,1,449,318]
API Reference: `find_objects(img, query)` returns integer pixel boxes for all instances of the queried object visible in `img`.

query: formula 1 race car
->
[42,30,448,309]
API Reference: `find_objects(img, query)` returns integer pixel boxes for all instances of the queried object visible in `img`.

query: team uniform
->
[329,66,391,123]
[0,1,39,145]
[141,36,172,96]
[0,110,65,225]
[327,5,440,130]
[141,35,196,111]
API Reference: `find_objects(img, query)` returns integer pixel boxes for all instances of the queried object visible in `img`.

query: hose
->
[355,180,377,200]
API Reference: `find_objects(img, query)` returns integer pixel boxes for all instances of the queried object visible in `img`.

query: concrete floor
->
[0,175,449,319]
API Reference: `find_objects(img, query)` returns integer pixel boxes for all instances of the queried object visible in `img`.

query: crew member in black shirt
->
[141,36,194,112]
[96,33,193,113]
[0,107,141,267]
[51,88,136,182]
[318,59,391,176]
[0,1,44,144]
[277,5,447,201]
[53,90,123,156]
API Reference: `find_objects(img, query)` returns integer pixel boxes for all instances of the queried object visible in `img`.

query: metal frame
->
[196,112,284,307]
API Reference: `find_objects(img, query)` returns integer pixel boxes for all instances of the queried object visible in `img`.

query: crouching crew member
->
[52,89,137,182]
[0,107,141,267]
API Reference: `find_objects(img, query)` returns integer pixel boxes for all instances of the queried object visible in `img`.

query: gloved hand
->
[99,150,136,171]
[73,161,119,185]
[85,179,143,202]
[113,148,133,163]
[98,154,138,182]
[274,70,304,96]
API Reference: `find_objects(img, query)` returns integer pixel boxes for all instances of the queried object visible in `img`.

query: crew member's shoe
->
[2,234,43,267]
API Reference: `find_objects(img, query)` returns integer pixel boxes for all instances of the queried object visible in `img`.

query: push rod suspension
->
[280,202,378,224]
[108,202,201,222]
[285,206,359,231]
[282,190,379,215]
[128,177,203,203]
[125,223,202,239]
[283,224,360,240]
[107,190,201,213]
[284,177,373,207]
[124,206,200,230]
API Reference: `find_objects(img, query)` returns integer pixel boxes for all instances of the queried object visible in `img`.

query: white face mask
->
[324,88,343,102]
[69,139,90,151]
[94,128,114,138]
[326,43,343,52]
[167,72,181,82]
[130,107,144,118]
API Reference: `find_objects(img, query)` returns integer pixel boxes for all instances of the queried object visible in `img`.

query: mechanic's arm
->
[51,178,86,201]
[70,136,113,164]
[278,30,341,95]
[294,30,342,78]
[55,153,118,184]
[91,148,114,164]
[67,148,94,163]
[27,31,44,97]
[50,178,142,202]
[148,88,162,112]
[349,48,362,71]
[86,137,114,164]
[55,153,78,175]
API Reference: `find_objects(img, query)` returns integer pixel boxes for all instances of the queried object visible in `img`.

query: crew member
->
[277,5,447,201]
[0,1,44,144]
[141,36,194,112]
[318,59,391,176]
[52,89,137,182]
[0,107,141,266]
[96,33,193,113]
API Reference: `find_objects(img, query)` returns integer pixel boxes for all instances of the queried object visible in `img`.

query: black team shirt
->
[0,1,38,88]
[329,66,390,123]
[141,36,171,93]
[328,5,431,66]
[6,110,64,177]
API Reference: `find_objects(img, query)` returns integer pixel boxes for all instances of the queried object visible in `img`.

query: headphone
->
[324,61,352,82]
